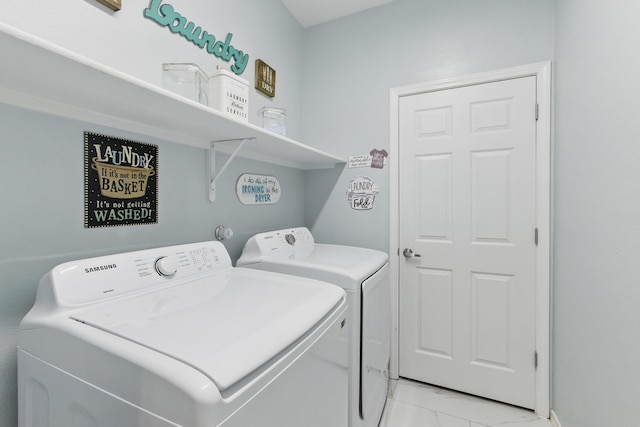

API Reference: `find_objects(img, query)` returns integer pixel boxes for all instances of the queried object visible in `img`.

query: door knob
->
[403,248,421,258]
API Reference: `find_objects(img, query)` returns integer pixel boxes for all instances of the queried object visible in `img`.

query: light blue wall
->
[302,0,555,250]
[6,1,640,426]
[302,1,640,426]
[553,1,640,425]
[0,1,306,425]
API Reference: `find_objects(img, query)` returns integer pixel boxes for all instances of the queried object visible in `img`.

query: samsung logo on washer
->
[85,264,118,274]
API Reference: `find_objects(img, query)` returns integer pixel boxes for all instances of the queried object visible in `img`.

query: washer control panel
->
[47,241,231,307]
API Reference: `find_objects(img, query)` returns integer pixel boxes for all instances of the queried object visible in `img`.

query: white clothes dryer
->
[237,227,390,427]
[18,241,348,427]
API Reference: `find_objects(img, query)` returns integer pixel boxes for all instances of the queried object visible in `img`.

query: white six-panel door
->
[398,76,538,409]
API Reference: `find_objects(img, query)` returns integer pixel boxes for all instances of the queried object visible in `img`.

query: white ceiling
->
[280,0,397,28]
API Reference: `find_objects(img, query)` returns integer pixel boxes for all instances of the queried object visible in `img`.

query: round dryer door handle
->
[403,248,421,258]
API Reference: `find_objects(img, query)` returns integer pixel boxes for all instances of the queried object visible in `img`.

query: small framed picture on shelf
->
[255,59,276,97]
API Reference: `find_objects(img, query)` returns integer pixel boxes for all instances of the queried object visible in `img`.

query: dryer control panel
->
[38,241,232,308]
[238,227,315,263]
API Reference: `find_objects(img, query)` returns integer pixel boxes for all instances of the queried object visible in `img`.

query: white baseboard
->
[550,410,562,427]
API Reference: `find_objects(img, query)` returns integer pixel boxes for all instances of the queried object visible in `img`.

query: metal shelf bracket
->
[209,138,255,202]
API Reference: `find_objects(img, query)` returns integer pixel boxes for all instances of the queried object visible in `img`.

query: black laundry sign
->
[84,132,158,228]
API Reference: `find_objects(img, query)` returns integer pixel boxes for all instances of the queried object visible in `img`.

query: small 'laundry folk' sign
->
[346,176,379,211]
[85,132,158,228]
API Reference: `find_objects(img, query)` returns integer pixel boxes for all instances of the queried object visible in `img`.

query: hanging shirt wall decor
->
[369,149,388,169]
[236,174,281,205]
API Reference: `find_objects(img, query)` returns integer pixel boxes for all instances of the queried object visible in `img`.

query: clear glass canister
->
[258,107,286,136]
[162,63,209,106]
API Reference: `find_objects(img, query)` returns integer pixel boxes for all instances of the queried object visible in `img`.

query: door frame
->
[389,62,551,416]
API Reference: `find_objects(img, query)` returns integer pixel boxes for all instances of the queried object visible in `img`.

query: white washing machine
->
[18,241,348,427]
[237,227,390,427]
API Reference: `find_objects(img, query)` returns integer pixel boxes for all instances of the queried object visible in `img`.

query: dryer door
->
[360,262,391,424]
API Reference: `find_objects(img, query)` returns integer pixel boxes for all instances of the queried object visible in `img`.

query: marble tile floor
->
[379,379,551,427]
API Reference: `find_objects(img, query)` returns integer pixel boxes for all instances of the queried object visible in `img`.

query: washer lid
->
[71,268,344,393]
[241,244,389,290]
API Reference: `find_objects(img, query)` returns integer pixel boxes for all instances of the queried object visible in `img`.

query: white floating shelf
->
[0,23,345,170]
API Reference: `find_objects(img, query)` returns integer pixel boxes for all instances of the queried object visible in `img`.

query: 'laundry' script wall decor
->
[144,0,250,75]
